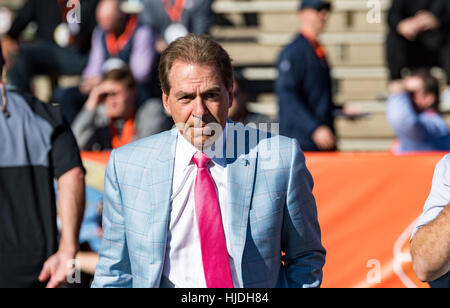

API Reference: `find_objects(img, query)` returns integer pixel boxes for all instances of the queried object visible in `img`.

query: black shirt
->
[0,86,84,287]
[387,0,450,50]
[7,0,99,53]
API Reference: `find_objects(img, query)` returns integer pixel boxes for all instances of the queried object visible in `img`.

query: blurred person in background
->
[386,0,450,110]
[140,0,213,53]
[1,0,99,94]
[0,44,86,288]
[275,0,336,152]
[410,154,450,288]
[55,0,158,124]
[71,66,170,151]
[228,72,273,126]
[386,70,450,154]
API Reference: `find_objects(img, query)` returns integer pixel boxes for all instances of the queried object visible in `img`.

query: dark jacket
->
[8,0,99,53]
[387,0,450,51]
[275,33,335,151]
[139,0,213,38]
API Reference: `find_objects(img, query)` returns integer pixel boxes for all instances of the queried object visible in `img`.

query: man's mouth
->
[192,125,214,136]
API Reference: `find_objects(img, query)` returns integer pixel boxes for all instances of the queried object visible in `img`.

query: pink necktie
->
[192,152,234,288]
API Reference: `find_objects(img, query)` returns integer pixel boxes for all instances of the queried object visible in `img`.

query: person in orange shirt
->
[71,66,171,151]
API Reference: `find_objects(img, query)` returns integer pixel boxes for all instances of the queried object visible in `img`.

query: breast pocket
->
[249,193,284,240]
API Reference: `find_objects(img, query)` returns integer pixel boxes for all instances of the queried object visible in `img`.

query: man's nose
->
[193,96,208,117]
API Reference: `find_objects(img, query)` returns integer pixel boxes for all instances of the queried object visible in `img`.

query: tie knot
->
[192,152,211,169]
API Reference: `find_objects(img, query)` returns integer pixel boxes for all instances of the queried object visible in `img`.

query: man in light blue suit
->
[92,35,326,288]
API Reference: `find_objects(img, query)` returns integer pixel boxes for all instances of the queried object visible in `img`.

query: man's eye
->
[179,96,191,103]
[205,93,219,100]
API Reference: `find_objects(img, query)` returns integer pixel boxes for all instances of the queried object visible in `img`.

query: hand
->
[38,249,78,288]
[84,83,109,111]
[415,10,440,32]
[397,18,421,41]
[312,125,336,151]
[79,77,102,95]
[340,104,370,120]
[403,76,423,93]
[1,36,19,68]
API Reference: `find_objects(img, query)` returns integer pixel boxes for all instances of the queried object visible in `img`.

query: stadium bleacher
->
[1,0,449,151]
[213,0,450,151]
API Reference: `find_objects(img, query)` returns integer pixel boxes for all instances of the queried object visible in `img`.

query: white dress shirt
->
[162,123,241,288]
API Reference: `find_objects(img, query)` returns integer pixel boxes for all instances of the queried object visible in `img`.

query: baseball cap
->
[299,0,332,11]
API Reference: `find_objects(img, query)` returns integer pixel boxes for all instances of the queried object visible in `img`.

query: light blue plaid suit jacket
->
[92,122,326,288]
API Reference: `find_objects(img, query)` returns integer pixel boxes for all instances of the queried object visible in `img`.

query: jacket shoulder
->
[280,35,308,57]
[113,129,175,163]
[256,131,301,170]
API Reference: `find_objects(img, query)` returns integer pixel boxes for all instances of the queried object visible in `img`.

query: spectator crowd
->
[0,0,449,288]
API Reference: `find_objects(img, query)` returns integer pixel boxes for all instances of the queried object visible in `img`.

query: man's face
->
[96,0,122,33]
[404,76,436,111]
[162,61,233,149]
[300,8,330,34]
[103,80,135,120]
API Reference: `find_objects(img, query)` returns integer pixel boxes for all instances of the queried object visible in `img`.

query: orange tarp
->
[82,151,448,288]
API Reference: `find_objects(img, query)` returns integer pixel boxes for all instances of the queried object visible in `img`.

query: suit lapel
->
[226,121,258,285]
[147,127,178,286]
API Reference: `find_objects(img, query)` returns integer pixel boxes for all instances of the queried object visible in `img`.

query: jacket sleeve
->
[387,0,405,31]
[386,93,443,142]
[82,27,105,79]
[275,48,321,138]
[7,0,36,39]
[281,138,326,288]
[190,0,213,35]
[129,26,156,83]
[92,150,133,288]
[429,0,449,28]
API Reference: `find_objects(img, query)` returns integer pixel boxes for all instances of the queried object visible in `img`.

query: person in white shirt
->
[410,154,450,287]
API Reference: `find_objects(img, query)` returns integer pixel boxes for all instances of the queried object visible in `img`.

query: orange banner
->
[82,151,448,288]
[306,152,447,288]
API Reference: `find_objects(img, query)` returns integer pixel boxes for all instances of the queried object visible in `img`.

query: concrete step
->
[213,0,391,14]
[222,42,282,66]
[337,138,394,152]
[241,66,389,102]
[214,0,390,32]
[259,11,387,33]
[0,0,25,10]
[335,113,394,138]
[241,66,388,80]
[220,32,386,66]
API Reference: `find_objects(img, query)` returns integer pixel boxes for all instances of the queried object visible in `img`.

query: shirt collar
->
[176,122,228,170]
[301,31,327,60]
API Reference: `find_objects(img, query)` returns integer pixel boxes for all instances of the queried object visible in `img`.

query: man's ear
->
[227,89,233,108]
[162,92,172,115]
